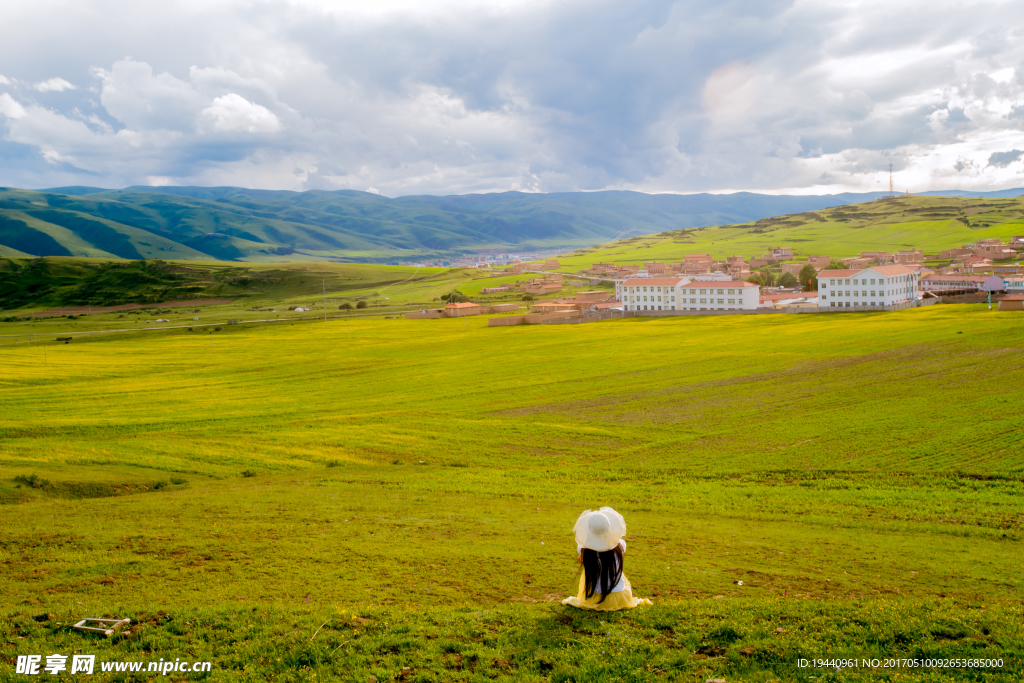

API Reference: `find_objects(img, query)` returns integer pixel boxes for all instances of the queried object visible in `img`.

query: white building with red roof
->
[620,277,687,311]
[444,302,484,317]
[620,275,761,312]
[817,265,920,309]
[679,280,760,310]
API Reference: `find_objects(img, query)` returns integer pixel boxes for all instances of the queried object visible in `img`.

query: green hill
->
[555,194,1024,267]
[4,187,1023,264]
[0,257,474,311]
[2,187,661,262]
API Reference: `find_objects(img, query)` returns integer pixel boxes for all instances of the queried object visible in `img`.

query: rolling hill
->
[0,257,472,311]
[3,185,1019,263]
[555,194,1024,268]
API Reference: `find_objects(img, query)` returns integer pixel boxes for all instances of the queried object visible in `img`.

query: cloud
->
[988,149,1023,167]
[702,62,759,122]
[0,75,10,85]
[34,77,76,92]
[0,0,1023,194]
[954,157,978,173]
[93,59,206,131]
[200,94,281,133]
[0,93,27,119]
[990,67,1015,84]
[41,148,80,165]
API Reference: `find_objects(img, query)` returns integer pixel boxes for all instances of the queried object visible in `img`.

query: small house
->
[444,302,483,317]
[998,294,1024,311]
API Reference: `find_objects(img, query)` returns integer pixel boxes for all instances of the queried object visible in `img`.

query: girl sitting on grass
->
[562,507,653,611]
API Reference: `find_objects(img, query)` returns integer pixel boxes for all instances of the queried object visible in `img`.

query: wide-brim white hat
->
[574,507,626,552]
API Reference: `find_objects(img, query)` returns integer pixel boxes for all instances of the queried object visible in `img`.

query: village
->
[406,235,1024,325]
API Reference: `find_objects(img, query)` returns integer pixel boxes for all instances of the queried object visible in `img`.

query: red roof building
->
[620,277,686,311]
[818,265,920,309]
[444,302,483,317]
[998,294,1024,311]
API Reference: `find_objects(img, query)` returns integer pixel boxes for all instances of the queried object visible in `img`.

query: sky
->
[1,0,1023,196]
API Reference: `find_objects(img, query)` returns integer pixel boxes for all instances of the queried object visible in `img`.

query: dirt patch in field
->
[19,298,237,317]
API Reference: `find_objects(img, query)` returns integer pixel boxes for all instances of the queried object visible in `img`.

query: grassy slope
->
[1,306,1022,681]
[556,195,1024,268]
[10,187,1024,266]
[1,188,637,262]
[0,257,608,315]
[16,206,214,261]
[0,243,31,258]
[0,189,377,260]
[0,209,120,259]
[0,192,213,260]
[120,188,908,253]
[0,258,481,312]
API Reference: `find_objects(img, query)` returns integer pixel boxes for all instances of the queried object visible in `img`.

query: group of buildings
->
[581,251,832,282]
[515,272,564,295]
[404,302,522,319]
[930,237,1024,275]
[398,250,562,269]
[596,236,1024,313]
[611,267,924,313]
[582,256,758,280]
[404,235,1024,323]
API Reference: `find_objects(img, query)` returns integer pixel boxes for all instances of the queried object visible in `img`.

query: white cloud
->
[764,126,1024,195]
[41,148,79,165]
[285,0,554,18]
[199,93,281,133]
[990,67,1015,84]
[702,62,760,123]
[34,77,76,92]
[0,75,10,85]
[93,59,206,131]
[0,93,27,119]
[1,0,1024,194]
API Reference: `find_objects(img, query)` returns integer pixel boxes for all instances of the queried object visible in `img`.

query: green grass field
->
[0,258,477,312]
[2,304,1023,681]
[0,259,608,352]
[555,195,1024,269]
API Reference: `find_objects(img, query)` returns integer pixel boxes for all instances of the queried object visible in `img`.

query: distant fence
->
[618,297,938,320]
[786,298,938,314]
[630,308,781,318]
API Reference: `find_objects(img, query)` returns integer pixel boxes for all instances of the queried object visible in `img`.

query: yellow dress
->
[562,573,653,611]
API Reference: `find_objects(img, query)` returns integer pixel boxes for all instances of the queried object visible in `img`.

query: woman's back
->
[561,508,652,612]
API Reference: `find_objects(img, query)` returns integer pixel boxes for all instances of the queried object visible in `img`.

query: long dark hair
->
[581,545,623,603]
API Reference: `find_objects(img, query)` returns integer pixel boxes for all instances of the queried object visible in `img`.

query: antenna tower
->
[889,162,893,197]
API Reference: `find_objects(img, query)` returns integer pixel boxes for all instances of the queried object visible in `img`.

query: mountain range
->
[0,185,1021,262]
